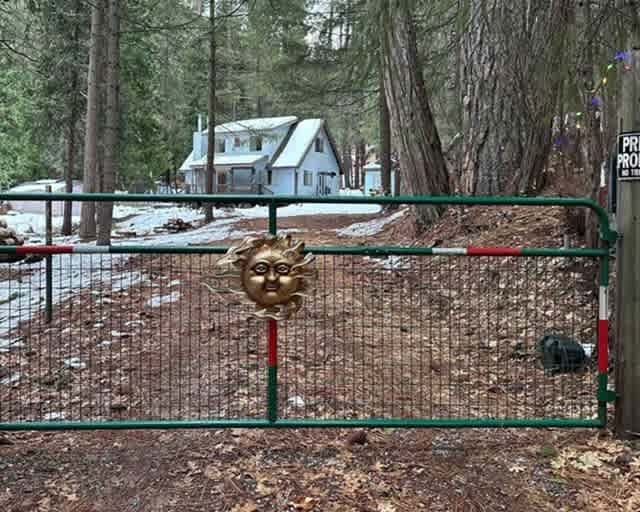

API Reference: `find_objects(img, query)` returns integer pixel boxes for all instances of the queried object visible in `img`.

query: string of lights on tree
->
[554,51,632,149]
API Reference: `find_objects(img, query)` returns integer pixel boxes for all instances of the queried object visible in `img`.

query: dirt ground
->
[1,207,638,511]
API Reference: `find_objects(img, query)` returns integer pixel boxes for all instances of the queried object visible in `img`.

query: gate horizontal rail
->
[0,193,615,430]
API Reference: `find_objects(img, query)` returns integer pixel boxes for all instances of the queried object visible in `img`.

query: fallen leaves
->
[204,465,222,481]
[230,502,257,512]
[291,496,316,511]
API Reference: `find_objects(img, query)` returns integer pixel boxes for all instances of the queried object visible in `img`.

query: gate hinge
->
[598,389,617,403]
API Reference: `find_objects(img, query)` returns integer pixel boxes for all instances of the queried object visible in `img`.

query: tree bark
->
[97,0,119,245]
[579,0,604,248]
[63,0,82,237]
[63,110,77,236]
[516,0,570,194]
[379,0,450,227]
[461,0,570,196]
[461,0,520,195]
[342,123,352,189]
[353,136,365,189]
[79,0,104,240]
[379,68,391,196]
[204,5,216,222]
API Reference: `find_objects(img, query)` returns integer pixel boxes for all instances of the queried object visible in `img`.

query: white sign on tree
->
[618,132,640,180]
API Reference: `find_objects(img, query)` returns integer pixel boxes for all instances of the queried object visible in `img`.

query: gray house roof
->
[202,116,298,135]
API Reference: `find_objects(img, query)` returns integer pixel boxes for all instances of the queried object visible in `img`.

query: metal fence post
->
[267,198,278,423]
[45,185,53,323]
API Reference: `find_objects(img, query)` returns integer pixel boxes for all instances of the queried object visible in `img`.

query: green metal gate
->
[0,193,616,430]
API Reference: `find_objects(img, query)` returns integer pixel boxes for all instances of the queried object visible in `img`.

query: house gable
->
[272,120,343,175]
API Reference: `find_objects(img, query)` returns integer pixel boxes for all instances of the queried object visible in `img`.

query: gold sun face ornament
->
[215,234,316,320]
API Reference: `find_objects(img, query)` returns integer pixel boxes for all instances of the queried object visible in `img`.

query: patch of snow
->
[8,180,65,193]
[583,343,595,359]
[0,212,81,237]
[43,411,65,421]
[336,209,406,237]
[146,291,181,308]
[0,336,24,352]
[287,396,306,408]
[235,202,381,219]
[0,373,21,386]
[125,319,145,328]
[63,357,86,370]
[339,188,365,197]
[115,206,204,236]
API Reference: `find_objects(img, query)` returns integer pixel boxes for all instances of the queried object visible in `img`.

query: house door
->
[317,173,331,196]
[216,171,228,193]
[317,172,332,196]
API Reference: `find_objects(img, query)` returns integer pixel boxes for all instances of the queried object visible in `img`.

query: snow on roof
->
[179,149,195,172]
[212,116,298,134]
[272,119,324,168]
[191,153,268,167]
[363,163,381,170]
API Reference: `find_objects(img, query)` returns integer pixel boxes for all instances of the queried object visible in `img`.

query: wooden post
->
[615,47,640,438]
[45,185,53,324]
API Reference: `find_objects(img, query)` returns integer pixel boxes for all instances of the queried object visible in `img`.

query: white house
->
[363,163,397,196]
[179,116,342,196]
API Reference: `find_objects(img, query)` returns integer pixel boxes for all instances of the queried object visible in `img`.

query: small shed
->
[363,163,396,196]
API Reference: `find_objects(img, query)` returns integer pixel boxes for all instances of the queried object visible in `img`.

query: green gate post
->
[267,199,278,423]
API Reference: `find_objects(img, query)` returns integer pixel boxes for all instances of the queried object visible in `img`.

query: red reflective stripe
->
[467,247,523,256]
[16,246,74,255]
[598,319,608,374]
[268,319,278,368]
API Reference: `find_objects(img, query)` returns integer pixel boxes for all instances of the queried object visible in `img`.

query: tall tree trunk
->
[204,5,216,222]
[97,0,120,245]
[79,0,104,240]
[579,0,604,248]
[63,111,77,236]
[462,0,569,196]
[256,55,263,117]
[516,0,570,194]
[63,0,82,237]
[461,0,518,195]
[379,0,450,227]
[379,68,391,196]
[353,136,364,189]
[342,124,352,189]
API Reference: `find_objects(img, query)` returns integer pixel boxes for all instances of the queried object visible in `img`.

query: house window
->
[215,138,226,153]
[314,137,324,153]
[234,136,241,148]
[217,172,227,185]
[267,170,272,185]
[250,135,263,151]
[303,171,313,186]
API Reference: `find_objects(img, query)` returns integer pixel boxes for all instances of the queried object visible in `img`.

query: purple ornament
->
[591,96,602,108]
[615,51,630,62]
[553,135,568,148]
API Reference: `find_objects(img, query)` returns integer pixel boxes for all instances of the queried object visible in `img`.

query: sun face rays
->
[209,234,316,320]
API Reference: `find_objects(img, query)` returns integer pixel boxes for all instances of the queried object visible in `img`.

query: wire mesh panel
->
[278,254,600,423]
[0,250,600,426]
[0,254,267,424]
